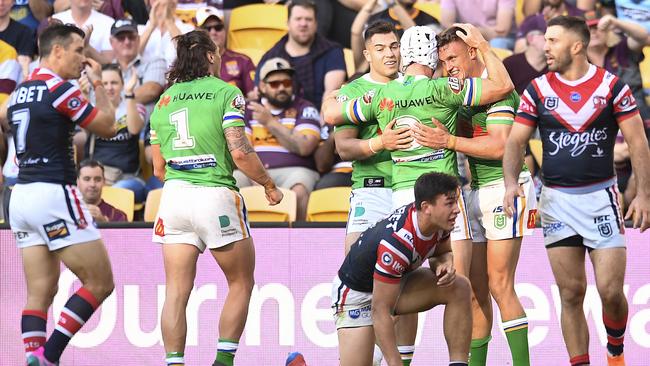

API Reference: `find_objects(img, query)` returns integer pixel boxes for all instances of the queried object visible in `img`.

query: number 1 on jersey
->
[170,108,195,150]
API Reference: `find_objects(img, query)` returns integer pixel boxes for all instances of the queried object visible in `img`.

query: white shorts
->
[392,188,472,241]
[331,275,374,329]
[9,182,101,251]
[346,188,393,234]
[539,183,625,249]
[152,180,251,252]
[467,173,537,243]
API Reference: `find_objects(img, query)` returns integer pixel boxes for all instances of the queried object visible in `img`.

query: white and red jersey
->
[338,203,450,293]
[516,65,639,189]
[7,68,97,185]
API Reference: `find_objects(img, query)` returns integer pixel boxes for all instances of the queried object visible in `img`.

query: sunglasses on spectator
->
[266,79,292,89]
[115,32,138,42]
[202,24,225,32]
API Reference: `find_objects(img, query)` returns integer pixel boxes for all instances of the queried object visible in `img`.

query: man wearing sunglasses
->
[236,57,321,221]
[196,6,256,100]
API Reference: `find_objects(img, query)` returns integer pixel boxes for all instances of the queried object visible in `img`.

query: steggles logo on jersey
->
[547,127,609,157]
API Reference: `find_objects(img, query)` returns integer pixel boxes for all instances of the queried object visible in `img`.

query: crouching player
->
[331,172,472,366]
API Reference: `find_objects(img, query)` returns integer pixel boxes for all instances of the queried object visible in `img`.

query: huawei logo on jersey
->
[379,98,394,111]
[547,127,609,157]
[157,95,171,109]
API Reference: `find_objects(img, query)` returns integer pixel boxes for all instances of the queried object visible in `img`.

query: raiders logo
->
[362,89,375,104]
[544,97,558,110]
[231,94,246,113]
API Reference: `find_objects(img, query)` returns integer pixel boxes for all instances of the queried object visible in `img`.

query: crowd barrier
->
[1,228,649,365]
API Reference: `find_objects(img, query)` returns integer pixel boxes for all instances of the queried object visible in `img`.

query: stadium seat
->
[101,186,135,222]
[143,188,163,222]
[306,186,351,222]
[231,47,266,66]
[529,139,543,167]
[515,0,525,26]
[414,1,441,20]
[492,47,513,60]
[227,4,288,52]
[641,47,650,105]
[240,186,297,222]
[343,48,355,78]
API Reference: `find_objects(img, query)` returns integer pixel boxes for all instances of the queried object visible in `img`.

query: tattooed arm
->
[225,126,283,205]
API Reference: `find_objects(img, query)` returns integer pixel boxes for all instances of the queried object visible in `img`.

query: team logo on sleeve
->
[544,97,558,110]
[336,94,349,102]
[301,106,319,120]
[447,77,463,94]
[592,96,607,109]
[67,97,81,110]
[362,89,375,104]
[619,96,631,108]
[231,94,246,113]
[381,252,394,266]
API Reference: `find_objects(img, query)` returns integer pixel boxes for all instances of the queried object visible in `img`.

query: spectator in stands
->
[522,0,595,18]
[110,18,166,114]
[196,6,256,99]
[610,0,650,36]
[11,0,53,31]
[368,0,440,37]
[84,63,147,201]
[504,16,548,94]
[237,57,321,221]
[139,0,193,67]
[255,0,346,108]
[1,0,36,78]
[441,0,516,49]
[77,159,128,222]
[312,0,361,49]
[313,124,352,190]
[586,10,650,121]
[52,0,115,63]
[0,45,22,221]
[514,0,585,53]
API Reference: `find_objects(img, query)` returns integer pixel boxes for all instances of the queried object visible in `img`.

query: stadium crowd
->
[1,0,649,222]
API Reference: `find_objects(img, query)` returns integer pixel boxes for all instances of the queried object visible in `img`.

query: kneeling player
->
[331,172,472,366]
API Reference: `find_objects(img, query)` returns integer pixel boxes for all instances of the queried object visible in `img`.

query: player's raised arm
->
[454,23,514,105]
[82,58,116,138]
[224,125,283,205]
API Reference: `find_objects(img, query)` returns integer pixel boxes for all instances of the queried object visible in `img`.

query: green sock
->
[398,345,415,365]
[469,335,491,366]
[165,351,184,365]
[503,317,530,366]
[215,338,238,366]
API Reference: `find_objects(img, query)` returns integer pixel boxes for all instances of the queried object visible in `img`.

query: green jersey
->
[335,74,393,190]
[341,75,483,191]
[149,76,246,189]
[459,90,527,189]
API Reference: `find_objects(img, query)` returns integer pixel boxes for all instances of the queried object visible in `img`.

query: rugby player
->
[331,172,471,366]
[503,16,650,366]
[6,23,117,366]
[149,30,282,366]
[413,26,534,365]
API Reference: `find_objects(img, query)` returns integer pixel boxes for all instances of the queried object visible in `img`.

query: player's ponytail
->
[168,30,218,84]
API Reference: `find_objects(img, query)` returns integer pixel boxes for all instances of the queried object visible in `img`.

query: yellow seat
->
[240,186,297,222]
[414,1,441,20]
[101,186,135,222]
[641,47,650,105]
[343,48,355,78]
[231,47,266,67]
[306,186,351,222]
[529,139,543,167]
[143,188,163,222]
[227,4,288,52]
[515,0,525,26]
[492,47,513,60]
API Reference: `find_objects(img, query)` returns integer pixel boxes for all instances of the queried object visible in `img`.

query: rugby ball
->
[394,115,422,151]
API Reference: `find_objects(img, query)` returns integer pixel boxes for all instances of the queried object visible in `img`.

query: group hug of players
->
[7,12,650,366]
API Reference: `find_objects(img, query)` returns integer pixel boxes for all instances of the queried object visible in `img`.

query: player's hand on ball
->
[453,23,488,50]
[503,183,524,218]
[382,119,412,151]
[625,194,650,232]
[412,118,449,149]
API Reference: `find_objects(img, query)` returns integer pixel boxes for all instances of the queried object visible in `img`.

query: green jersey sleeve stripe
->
[343,98,366,125]
[463,77,483,106]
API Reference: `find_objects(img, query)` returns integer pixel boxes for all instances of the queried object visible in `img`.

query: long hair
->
[167,30,217,84]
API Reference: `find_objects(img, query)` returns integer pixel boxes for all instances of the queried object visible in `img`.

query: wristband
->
[125,94,135,99]
[92,79,103,89]
[368,137,378,154]
[447,135,457,150]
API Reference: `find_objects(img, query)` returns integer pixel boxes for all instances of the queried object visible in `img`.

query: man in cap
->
[196,6,256,99]
[504,15,548,94]
[236,57,321,221]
